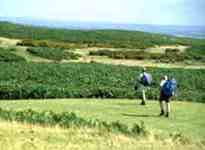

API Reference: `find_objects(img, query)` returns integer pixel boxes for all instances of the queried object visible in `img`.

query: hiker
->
[159,75,177,117]
[135,67,152,105]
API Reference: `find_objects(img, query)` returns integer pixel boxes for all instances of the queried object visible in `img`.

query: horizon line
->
[0,16,205,28]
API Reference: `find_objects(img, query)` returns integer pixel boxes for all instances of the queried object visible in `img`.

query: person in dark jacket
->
[159,75,176,117]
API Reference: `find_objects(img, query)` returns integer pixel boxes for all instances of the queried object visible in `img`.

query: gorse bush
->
[27,47,80,61]
[17,39,88,49]
[165,48,180,54]
[0,62,204,102]
[0,108,149,136]
[89,49,188,62]
[0,48,26,62]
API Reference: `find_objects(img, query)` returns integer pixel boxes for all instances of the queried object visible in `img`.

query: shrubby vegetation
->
[0,62,204,102]
[2,21,205,49]
[17,39,87,49]
[27,47,80,61]
[0,48,26,62]
[89,45,205,63]
[0,22,204,102]
[185,45,205,62]
[89,49,186,63]
[0,108,148,136]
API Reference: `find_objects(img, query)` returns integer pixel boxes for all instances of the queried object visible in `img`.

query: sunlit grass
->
[0,99,205,138]
[0,121,203,150]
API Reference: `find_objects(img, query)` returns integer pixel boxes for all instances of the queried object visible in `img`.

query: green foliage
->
[0,108,149,136]
[2,21,204,49]
[170,132,191,145]
[90,49,187,62]
[165,48,180,54]
[0,62,204,102]
[27,47,80,61]
[132,122,148,136]
[0,48,26,62]
[185,45,205,62]
[17,39,87,49]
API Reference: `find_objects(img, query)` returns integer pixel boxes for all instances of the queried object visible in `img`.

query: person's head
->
[142,67,146,73]
[161,75,168,80]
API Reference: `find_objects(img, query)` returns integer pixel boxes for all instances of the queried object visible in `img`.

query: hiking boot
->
[141,101,146,105]
[165,113,169,118]
[159,110,164,116]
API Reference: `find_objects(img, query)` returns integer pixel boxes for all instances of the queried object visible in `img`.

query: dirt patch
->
[0,37,21,47]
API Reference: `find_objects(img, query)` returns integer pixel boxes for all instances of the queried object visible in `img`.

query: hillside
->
[0,21,205,150]
[0,22,204,102]
[1,21,205,49]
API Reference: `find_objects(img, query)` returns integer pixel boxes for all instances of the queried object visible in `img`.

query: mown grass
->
[0,99,205,139]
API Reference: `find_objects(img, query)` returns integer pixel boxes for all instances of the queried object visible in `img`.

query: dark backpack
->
[162,79,177,97]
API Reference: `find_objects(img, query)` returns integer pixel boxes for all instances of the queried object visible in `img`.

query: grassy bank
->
[0,99,205,139]
[0,121,203,150]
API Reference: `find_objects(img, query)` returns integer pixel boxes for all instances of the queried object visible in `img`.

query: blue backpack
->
[162,79,177,97]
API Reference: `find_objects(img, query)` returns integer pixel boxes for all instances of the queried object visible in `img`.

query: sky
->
[0,0,205,26]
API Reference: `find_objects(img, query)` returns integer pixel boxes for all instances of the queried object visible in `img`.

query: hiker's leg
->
[159,92,164,115]
[159,101,164,115]
[141,89,146,105]
[165,102,171,117]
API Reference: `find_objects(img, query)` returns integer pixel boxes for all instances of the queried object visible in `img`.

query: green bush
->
[0,48,26,62]
[185,45,205,62]
[17,39,87,49]
[0,62,204,102]
[0,108,149,136]
[89,49,187,62]
[90,50,150,60]
[90,47,205,63]
[165,48,180,54]
[27,47,80,61]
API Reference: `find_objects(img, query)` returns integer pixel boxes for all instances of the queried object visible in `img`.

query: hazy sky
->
[0,0,205,26]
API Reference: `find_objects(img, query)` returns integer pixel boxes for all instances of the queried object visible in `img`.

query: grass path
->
[0,99,205,139]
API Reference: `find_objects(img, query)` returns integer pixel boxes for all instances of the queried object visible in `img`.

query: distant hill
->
[1,17,205,39]
[0,20,205,50]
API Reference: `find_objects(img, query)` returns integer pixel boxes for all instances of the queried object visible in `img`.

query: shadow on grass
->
[122,113,158,118]
[116,103,136,106]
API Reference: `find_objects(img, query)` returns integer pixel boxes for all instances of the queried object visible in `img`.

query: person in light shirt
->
[136,67,152,105]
